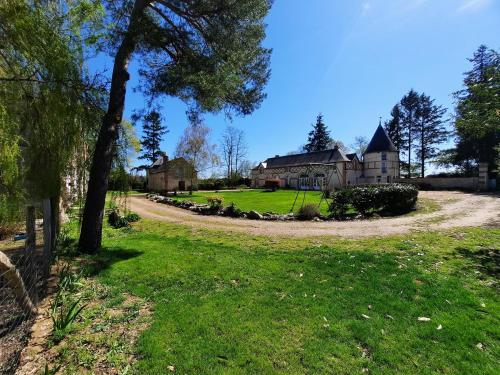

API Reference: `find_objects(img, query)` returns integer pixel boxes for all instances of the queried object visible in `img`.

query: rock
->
[361,314,370,319]
[247,210,263,220]
[312,217,322,222]
[418,317,431,322]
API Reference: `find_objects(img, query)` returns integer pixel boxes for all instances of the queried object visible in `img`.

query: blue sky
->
[94,0,499,172]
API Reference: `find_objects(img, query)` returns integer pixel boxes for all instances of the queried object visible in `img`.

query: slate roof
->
[259,147,350,169]
[364,124,397,154]
[346,153,358,161]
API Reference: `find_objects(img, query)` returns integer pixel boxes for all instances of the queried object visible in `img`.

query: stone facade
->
[251,124,400,190]
[146,154,195,192]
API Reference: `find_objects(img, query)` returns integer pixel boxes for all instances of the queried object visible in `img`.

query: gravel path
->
[129,191,500,238]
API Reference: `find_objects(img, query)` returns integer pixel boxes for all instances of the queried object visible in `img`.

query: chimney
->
[158,151,168,163]
[275,154,280,158]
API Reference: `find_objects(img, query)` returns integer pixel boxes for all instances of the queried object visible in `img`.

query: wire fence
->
[0,200,56,375]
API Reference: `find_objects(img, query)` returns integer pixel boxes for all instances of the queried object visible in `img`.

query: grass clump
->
[297,203,320,220]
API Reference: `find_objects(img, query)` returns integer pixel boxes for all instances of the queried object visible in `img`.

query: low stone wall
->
[394,177,478,190]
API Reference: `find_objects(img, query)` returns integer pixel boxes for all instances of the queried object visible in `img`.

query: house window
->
[377,176,382,183]
[313,174,326,190]
[387,176,391,183]
[299,174,309,189]
[381,162,387,174]
[381,152,387,161]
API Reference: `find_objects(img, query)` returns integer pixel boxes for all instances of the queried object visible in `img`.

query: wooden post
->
[25,205,37,303]
[25,205,36,256]
[42,198,52,279]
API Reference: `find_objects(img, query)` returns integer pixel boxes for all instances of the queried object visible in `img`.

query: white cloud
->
[457,0,491,12]
[361,1,371,15]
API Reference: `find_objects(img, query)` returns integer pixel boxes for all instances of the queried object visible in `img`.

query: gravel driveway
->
[129,191,500,238]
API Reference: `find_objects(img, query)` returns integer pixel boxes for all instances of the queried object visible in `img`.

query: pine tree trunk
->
[78,0,146,253]
[421,129,425,178]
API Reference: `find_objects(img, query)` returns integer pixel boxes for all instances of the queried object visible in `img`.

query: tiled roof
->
[364,125,397,154]
[262,147,349,168]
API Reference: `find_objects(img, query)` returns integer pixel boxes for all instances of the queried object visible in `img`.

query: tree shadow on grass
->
[81,247,144,277]
[456,246,499,279]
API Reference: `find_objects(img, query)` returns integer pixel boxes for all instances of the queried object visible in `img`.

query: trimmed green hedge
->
[329,184,418,217]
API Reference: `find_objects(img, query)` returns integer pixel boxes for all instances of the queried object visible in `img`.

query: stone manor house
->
[251,124,400,190]
[146,153,195,192]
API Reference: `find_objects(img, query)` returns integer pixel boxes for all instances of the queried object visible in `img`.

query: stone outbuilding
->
[251,124,399,189]
[146,153,195,192]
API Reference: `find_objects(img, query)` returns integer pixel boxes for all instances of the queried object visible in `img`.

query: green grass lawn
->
[173,189,332,215]
[60,221,500,374]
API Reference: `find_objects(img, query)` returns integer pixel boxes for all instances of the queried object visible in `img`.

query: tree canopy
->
[78,0,273,252]
[453,45,499,172]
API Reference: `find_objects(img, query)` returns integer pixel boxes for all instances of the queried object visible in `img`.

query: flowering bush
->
[206,195,224,212]
[328,184,418,217]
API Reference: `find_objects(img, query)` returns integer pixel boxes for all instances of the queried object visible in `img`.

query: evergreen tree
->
[304,114,331,152]
[453,45,500,172]
[137,110,168,164]
[384,105,404,152]
[414,93,448,177]
[399,89,420,177]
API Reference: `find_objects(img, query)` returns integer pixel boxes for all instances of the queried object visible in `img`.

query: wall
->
[251,162,363,189]
[394,177,479,190]
[363,151,399,184]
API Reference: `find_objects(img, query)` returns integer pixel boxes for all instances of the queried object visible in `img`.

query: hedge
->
[329,184,418,217]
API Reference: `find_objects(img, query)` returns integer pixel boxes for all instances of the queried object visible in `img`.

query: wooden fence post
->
[25,205,37,303]
[25,205,36,256]
[42,198,52,279]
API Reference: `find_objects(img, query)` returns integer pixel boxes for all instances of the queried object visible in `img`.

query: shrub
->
[222,202,242,217]
[206,195,224,213]
[297,204,320,220]
[107,209,129,228]
[263,180,280,191]
[329,189,352,217]
[349,187,377,215]
[125,212,140,222]
[328,184,418,217]
[380,184,418,214]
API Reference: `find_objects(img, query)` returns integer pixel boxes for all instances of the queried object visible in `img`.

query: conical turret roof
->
[364,124,397,154]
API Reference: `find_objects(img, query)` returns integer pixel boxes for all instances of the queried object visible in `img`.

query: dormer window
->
[381,152,387,161]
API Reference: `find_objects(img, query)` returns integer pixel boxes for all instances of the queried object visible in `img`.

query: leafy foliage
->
[329,184,418,217]
[453,45,499,172]
[329,189,352,218]
[206,196,224,212]
[125,212,141,223]
[222,202,242,218]
[108,209,130,229]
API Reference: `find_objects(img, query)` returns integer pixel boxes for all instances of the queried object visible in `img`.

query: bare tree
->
[175,117,218,194]
[238,160,253,178]
[234,129,248,177]
[350,136,368,159]
[220,126,248,179]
